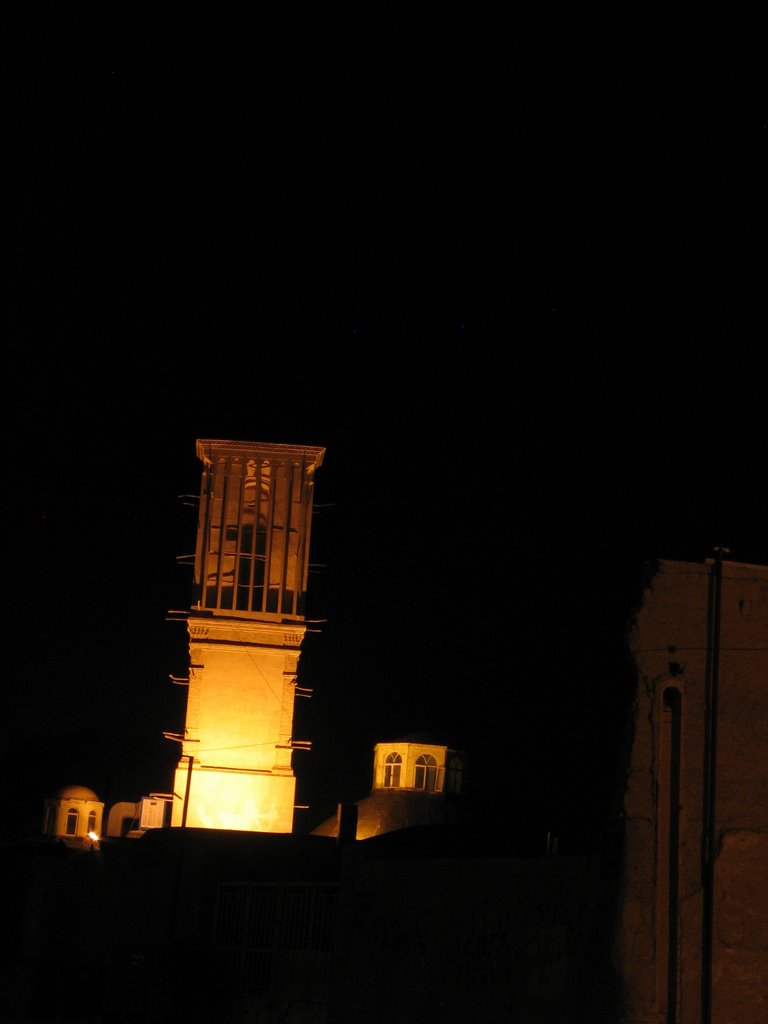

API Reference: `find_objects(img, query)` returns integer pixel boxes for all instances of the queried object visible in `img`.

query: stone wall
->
[618,559,768,1023]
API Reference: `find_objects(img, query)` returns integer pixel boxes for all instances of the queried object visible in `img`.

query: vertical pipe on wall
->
[663,687,682,1024]
[181,754,194,829]
[701,545,727,1024]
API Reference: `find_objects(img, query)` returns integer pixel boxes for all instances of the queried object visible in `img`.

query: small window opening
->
[384,753,402,787]
[446,756,464,795]
[414,754,438,792]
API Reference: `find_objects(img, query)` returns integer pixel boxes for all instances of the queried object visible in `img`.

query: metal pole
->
[181,754,194,828]
[702,545,727,1024]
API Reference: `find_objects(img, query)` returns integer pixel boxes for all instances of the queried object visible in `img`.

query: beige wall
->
[171,618,305,832]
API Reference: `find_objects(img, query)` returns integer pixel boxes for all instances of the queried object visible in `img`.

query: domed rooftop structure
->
[312,736,466,840]
[43,784,104,843]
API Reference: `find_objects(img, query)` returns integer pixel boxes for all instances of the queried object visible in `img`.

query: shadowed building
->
[618,557,768,1023]
[170,439,325,833]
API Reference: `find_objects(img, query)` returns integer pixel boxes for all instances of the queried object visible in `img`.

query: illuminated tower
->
[170,439,325,832]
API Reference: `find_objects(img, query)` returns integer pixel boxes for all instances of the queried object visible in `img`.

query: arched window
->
[384,752,402,787]
[414,754,438,792]
[65,809,79,836]
[446,756,464,795]
[87,810,97,834]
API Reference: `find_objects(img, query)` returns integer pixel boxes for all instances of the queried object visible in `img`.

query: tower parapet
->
[193,439,325,619]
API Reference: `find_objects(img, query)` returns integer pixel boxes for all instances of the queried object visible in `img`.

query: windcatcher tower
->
[171,439,325,832]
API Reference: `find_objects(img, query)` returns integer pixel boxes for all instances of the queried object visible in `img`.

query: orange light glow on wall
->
[171,764,296,833]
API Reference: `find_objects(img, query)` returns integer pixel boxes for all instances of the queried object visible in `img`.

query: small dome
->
[54,784,100,801]
[391,732,439,745]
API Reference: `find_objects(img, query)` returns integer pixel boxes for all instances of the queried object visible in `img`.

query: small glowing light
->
[88,831,100,842]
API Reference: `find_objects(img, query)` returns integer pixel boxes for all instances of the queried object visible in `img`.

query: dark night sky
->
[6,8,765,850]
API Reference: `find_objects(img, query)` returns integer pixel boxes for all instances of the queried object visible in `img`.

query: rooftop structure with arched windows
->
[312,734,466,840]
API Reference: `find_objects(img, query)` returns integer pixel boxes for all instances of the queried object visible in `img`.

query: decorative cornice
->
[188,615,306,649]
[196,439,325,468]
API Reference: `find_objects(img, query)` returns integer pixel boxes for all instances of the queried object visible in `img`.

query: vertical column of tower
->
[274,642,302,773]
[171,439,324,833]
